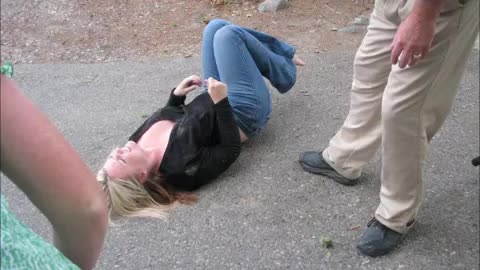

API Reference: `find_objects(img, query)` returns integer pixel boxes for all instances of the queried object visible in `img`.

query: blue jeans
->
[201,19,297,136]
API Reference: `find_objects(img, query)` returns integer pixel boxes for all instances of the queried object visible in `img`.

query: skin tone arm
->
[391,0,448,68]
[0,75,108,270]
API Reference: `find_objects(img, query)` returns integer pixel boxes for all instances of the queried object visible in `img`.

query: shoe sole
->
[299,160,358,186]
[356,246,391,257]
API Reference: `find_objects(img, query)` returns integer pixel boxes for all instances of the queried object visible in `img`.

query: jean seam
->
[231,28,262,134]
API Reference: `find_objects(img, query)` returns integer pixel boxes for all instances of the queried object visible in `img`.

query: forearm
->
[0,76,108,269]
[53,211,107,270]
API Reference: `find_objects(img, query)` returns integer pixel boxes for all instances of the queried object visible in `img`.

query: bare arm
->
[0,75,108,270]
[391,0,447,68]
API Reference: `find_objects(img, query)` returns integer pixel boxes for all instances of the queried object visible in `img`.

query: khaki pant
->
[323,0,479,233]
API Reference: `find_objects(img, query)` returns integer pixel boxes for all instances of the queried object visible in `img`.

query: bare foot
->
[293,55,305,66]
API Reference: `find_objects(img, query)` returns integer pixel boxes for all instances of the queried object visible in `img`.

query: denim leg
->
[203,20,297,94]
[214,25,294,135]
[201,19,231,86]
[242,27,296,60]
[215,25,297,94]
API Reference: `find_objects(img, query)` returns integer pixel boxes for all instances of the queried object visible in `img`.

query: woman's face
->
[103,141,149,182]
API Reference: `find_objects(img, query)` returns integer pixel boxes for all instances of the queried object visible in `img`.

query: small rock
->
[330,27,338,31]
[351,15,369,26]
[201,15,210,24]
[258,0,288,13]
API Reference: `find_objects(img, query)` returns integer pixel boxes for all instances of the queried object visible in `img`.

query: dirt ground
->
[1,0,374,64]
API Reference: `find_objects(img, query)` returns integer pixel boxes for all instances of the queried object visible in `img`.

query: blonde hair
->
[97,170,196,222]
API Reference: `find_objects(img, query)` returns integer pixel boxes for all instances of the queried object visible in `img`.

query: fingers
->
[184,75,202,87]
[398,51,412,69]
[407,55,418,67]
[407,51,425,67]
[207,77,217,85]
[391,35,431,68]
[184,75,201,91]
[206,77,227,92]
[391,36,402,65]
[174,75,201,96]
[392,44,428,68]
[183,85,197,93]
[396,49,428,68]
[391,45,403,66]
[207,77,223,89]
[190,75,202,86]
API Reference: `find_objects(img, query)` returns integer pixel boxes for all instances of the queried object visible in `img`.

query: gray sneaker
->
[356,217,403,257]
[298,151,359,186]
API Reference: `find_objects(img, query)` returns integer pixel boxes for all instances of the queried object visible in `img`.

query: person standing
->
[299,0,479,257]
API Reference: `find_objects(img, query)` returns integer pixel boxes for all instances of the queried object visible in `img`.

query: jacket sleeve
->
[166,88,186,107]
[194,97,241,183]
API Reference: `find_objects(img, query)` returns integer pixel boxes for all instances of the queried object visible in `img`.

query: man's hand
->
[206,77,228,104]
[173,75,202,96]
[391,0,445,68]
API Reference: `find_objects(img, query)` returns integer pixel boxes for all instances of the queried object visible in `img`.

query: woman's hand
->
[207,77,228,104]
[173,75,202,96]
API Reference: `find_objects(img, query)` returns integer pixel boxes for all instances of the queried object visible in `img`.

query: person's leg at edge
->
[358,0,479,257]
[299,2,396,185]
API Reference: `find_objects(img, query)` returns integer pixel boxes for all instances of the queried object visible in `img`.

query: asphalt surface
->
[1,51,479,270]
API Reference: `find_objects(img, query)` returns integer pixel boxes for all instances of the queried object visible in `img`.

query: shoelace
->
[367,217,382,228]
[366,217,389,238]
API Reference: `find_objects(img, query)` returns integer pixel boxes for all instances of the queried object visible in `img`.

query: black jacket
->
[129,90,241,191]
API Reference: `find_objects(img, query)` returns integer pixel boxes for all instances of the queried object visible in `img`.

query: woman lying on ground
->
[98,19,305,219]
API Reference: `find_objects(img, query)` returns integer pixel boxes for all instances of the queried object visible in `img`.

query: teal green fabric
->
[0,62,14,77]
[1,195,80,270]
